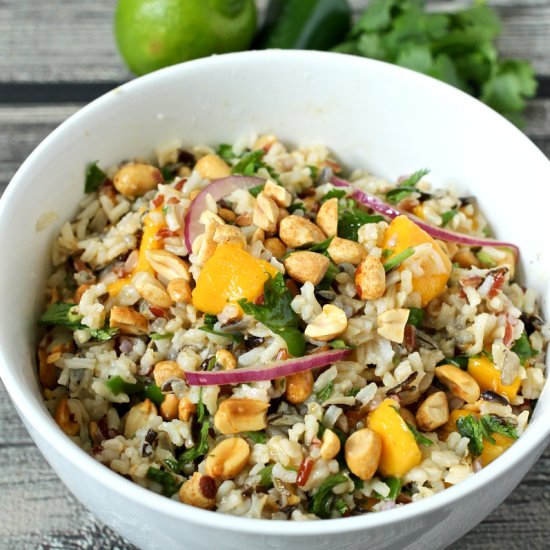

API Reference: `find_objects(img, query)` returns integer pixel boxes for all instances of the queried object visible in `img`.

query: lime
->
[115,0,257,76]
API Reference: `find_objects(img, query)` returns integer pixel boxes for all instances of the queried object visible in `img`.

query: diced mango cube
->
[107,208,165,297]
[467,356,521,401]
[381,215,451,306]
[479,432,515,466]
[367,398,422,478]
[192,244,278,315]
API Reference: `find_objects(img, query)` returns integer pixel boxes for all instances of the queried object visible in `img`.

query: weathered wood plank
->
[0,0,549,83]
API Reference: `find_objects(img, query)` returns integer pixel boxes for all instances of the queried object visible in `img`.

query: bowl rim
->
[1,49,549,537]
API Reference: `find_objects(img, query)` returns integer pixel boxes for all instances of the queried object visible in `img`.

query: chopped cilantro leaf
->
[481,415,519,440]
[406,422,434,447]
[146,467,182,497]
[385,186,418,204]
[456,415,485,456]
[383,477,401,500]
[321,188,347,203]
[217,143,235,162]
[327,339,350,350]
[287,202,306,214]
[85,161,107,193]
[150,332,174,340]
[338,202,384,242]
[383,247,415,272]
[440,209,458,227]
[310,473,348,518]
[308,236,334,256]
[238,273,305,357]
[244,431,268,444]
[512,331,537,365]
[199,325,244,342]
[248,184,265,198]
[316,381,334,402]
[308,165,319,181]
[259,464,274,488]
[476,250,497,268]
[105,376,164,407]
[399,168,430,188]
[407,307,424,328]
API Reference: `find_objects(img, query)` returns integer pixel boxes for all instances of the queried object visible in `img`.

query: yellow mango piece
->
[467,356,521,401]
[367,398,422,478]
[107,208,165,297]
[440,409,473,441]
[412,204,426,220]
[192,244,278,315]
[479,432,515,466]
[381,215,452,306]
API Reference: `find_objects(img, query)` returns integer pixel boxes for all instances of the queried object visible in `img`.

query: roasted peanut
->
[38,348,57,390]
[416,391,449,431]
[205,437,251,480]
[279,215,325,248]
[305,304,348,342]
[284,251,329,285]
[253,134,277,151]
[218,207,237,222]
[55,398,79,436]
[75,283,91,304]
[193,215,221,263]
[153,360,185,388]
[316,197,338,237]
[285,370,314,404]
[263,180,292,207]
[179,472,217,510]
[124,399,157,438]
[214,398,269,435]
[356,256,386,300]
[179,397,197,422]
[435,365,480,404]
[251,227,265,244]
[264,237,287,258]
[146,249,190,282]
[213,224,246,247]
[253,192,279,232]
[113,162,164,198]
[376,308,409,343]
[109,306,149,335]
[133,271,173,309]
[328,237,366,265]
[320,429,341,461]
[160,394,180,421]
[235,213,252,227]
[167,278,192,303]
[195,154,231,180]
[216,349,237,370]
[344,428,382,480]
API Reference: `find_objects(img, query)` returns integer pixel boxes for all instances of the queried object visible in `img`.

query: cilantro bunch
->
[333,0,537,125]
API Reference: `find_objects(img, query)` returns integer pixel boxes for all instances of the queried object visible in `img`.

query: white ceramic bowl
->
[1,50,549,550]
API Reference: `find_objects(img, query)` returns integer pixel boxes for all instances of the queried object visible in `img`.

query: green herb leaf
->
[308,165,319,181]
[381,248,393,259]
[259,464,274,488]
[480,415,519,440]
[321,188,347,203]
[177,420,210,468]
[287,202,305,214]
[310,473,348,518]
[383,477,401,500]
[385,186,418,204]
[399,168,430,188]
[456,415,485,456]
[346,387,361,397]
[308,236,334,256]
[406,422,434,447]
[146,467,182,497]
[439,355,469,370]
[248,184,265,198]
[217,143,235,162]
[232,149,279,181]
[338,205,384,242]
[238,273,305,357]
[383,247,415,272]
[105,376,165,407]
[407,307,424,328]
[440,209,458,227]
[316,381,334,402]
[315,261,339,291]
[476,250,497,268]
[334,499,348,515]
[150,332,174,341]
[38,302,118,341]
[245,431,268,444]
[512,331,537,365]
[199,325,244,343]
[85,161,107,193]
[327,339,350,350]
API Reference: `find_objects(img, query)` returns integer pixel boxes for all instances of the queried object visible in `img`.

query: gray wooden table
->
[1,1,549,548]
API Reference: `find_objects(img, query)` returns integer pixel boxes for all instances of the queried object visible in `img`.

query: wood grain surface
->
[1,1,549,549]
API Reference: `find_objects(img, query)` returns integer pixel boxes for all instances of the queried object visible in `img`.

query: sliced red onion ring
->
[331,176,519,258]
[183,175,265,251]
[185,348,350,386]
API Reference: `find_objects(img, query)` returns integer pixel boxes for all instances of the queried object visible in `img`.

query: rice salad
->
[37,134,548,520]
